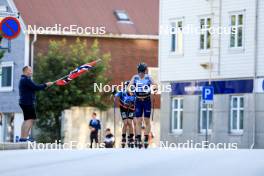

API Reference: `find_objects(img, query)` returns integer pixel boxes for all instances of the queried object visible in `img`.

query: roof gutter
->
[30,33,37,72]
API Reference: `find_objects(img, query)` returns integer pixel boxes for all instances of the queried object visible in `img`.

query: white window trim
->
[171,97,183,134]
[148,67,160,94]
[199,98,213,134]
[0,5,8,12]
[230,95,244,134]
[0,61,14,92]
[148,67,159,81]
[169,18,184,56]
[199,16,213,53]
[228,10,245,52]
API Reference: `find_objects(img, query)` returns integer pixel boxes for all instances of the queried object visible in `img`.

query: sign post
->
[202,86,214,147]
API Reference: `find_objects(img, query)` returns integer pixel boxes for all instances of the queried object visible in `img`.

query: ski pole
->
[151,95,155,121]
[113,96,116,144]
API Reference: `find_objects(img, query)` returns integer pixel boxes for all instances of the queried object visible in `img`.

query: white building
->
[159,0,264,148]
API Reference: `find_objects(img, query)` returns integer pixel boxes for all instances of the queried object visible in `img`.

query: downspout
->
[209,0,213,85]
[217,0,222,76]
[30,33,37,72]
[28,34,37,137]
[251,0,259,149]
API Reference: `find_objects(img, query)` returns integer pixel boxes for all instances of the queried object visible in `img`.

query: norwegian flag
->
[55,59,100,86]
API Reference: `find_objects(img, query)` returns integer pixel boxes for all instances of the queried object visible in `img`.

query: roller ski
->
[128,134,134,148]
[121,134,126,148]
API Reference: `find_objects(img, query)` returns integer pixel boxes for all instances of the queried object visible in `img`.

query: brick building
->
[14,0,159,86]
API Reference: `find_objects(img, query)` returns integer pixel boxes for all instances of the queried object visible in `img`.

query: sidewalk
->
[0,143,28,150]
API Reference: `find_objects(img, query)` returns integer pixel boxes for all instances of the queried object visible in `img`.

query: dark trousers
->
[105,142,114,148]
[90,131,99,148]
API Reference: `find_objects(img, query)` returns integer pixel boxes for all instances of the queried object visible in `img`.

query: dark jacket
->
[89,119,101,132]
[19,75,47,105]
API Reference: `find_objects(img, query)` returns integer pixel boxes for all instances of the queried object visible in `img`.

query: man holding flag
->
[19,66,54,142]
[19,59,100,142]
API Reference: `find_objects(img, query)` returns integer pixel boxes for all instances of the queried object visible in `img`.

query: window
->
[199,97,213,134]
[200,17,212,51]
[0,5,8,12]
[230,96,244,134]
[114,10,131,22]
[230,13,244,48]
[0,61,14,91]
[0,112,2,126]
[171,97,183,133]
[148,67,159,94]
[2,113,14,142]
[170,19,183,54]
[148,67,159,82]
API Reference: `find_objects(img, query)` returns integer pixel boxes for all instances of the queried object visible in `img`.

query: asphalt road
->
[0,148,264,176]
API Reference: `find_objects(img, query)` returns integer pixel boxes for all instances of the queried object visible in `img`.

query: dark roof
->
[14,0,159,36]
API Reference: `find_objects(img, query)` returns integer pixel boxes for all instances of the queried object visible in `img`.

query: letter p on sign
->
[202,86,214,104]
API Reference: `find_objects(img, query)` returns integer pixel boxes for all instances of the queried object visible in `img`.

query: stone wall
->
[61,107,160,148]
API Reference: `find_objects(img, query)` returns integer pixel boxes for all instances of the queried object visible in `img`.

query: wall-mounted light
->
[200,62,213,70]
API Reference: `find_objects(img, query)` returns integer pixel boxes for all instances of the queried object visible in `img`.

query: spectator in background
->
[104,128,115,148]
[89,112,101,148]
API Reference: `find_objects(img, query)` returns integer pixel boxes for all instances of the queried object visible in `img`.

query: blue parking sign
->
[202,86,214,104]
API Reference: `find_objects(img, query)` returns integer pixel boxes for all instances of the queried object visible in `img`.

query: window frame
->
[148,67,159,95]
[199,16,212,53]
[0,5,8,12]
[148,67,159,82]
[114,10,133,24]
[169,18,184,55]
[171,97,183,134]
[199,97,213,134]
[0,61,14,92]
[228,11,245,50]
[230,95,244,134]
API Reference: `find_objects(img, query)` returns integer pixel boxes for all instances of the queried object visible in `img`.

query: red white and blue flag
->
[55,59,99,86]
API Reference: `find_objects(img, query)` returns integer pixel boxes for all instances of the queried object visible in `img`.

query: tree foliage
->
[34,38,111,142]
